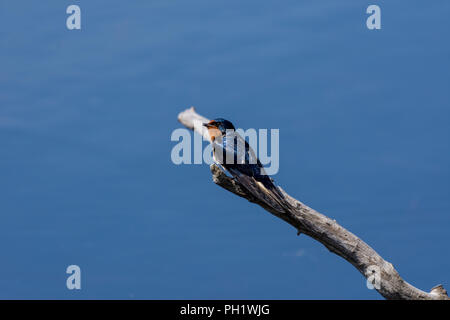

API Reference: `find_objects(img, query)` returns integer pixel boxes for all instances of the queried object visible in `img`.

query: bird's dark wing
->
[213,132,289,212]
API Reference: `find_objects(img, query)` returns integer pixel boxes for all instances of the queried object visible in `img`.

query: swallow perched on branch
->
[203,118,289,212]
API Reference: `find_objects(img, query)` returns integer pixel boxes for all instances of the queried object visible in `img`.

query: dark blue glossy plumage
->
[205,118,275,190]
[203,118,288,211]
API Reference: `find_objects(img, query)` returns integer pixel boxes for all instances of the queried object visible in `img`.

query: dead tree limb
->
[177,106,449,300]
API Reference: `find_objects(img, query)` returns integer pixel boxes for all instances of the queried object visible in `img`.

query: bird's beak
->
[203,122,215,128]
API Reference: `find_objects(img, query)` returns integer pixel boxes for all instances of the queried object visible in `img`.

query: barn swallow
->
[203,118,288,212]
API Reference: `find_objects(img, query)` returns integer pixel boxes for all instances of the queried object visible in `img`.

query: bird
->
[203,118,289,212]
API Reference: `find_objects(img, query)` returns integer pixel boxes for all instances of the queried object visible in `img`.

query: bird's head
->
[203,118,235,136]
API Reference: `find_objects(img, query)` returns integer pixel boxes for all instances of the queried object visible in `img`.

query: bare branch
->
[177,107,449,300]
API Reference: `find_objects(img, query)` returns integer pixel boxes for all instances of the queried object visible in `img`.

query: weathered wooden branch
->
[177,106,449,300]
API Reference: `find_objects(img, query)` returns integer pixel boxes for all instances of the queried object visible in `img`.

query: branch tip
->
[430,284,448,298]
